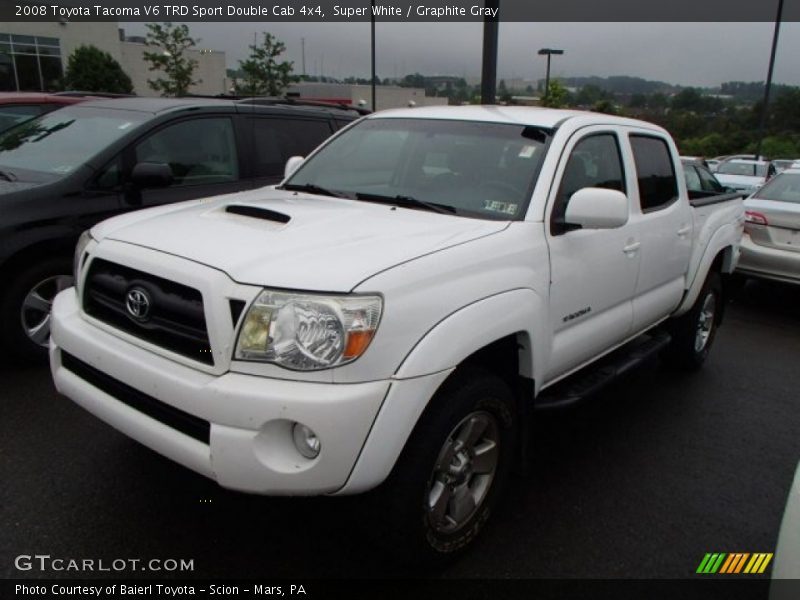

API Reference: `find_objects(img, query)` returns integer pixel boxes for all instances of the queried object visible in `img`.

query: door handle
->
[677,225,692,237]
[623,241,641,254]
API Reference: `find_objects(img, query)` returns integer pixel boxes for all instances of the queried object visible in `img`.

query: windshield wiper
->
[279,182,352,199]
[354,192,457,215]
[0,169,17,182]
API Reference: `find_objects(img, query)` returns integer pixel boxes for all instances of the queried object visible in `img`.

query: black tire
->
[661,271,723,370]
[0,257,73,364]
[377,368,518,566]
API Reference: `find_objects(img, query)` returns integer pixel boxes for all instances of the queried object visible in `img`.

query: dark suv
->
[0,97,362,361]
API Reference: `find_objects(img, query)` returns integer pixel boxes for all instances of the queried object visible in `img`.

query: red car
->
[0,92,109,133]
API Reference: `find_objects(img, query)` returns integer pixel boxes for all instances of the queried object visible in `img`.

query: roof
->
[77,97,235,114]
[0,92,87,105]
[74,96,363,118]
[366,104,658,130]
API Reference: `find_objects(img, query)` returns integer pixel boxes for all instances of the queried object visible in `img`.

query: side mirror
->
[284,156,305,180]
[565,187,629,230]
[131,162,173,189]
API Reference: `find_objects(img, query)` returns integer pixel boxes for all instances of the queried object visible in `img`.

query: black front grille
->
[83,258,213,365]
[61,352,210,444]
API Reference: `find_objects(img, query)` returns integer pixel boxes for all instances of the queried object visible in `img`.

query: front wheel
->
[661,271,723,370]
[0,257,73,363]
[377,369,518,565]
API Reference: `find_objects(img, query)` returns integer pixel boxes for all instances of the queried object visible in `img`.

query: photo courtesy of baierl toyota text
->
[1,1,800,598]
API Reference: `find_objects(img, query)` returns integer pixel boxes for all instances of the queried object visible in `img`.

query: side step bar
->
[535,330,672,410]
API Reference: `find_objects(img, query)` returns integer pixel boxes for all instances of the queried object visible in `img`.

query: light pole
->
[480,0,500,104]
[538,48,564,99]
[370,0,376,110]
[754,0,784,161]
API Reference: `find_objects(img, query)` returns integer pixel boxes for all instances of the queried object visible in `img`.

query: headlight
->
[73,230,94,285]
[234,290,382,370]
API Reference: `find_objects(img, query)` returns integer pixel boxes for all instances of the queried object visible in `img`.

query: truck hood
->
[96,189,509,291]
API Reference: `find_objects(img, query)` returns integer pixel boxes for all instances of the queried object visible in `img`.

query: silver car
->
[738,168,800,284]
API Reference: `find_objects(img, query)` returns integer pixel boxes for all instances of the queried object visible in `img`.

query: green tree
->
[63,45,133,94]
[575,84,610,107]
[498,79,512,103]
[400,73,426,88]
[759,136,799,159]
[592,99,618,115]
[142,22,200,97]
[234,32,294,96]
[628,93,647,108]
[541,79,569,108]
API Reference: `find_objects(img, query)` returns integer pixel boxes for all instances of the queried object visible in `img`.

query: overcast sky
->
[123,22,800,87]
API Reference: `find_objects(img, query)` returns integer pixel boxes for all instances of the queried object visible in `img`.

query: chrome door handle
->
[677,225,692,237]
[623,241,641,254]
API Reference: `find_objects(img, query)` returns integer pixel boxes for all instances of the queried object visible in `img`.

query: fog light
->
[292,423,321,459]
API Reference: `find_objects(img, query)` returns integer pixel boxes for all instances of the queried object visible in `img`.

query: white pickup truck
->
[50,106,744,561]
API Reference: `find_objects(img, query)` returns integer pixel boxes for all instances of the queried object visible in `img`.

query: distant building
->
[287,82,448,111]
[1,21,228,96]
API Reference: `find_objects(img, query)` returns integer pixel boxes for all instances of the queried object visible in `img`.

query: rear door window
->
[629,135,678,212]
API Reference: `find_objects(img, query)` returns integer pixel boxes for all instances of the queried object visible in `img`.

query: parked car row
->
[680,157,799,286]
[0,96,363,361]
[738,167,800,285]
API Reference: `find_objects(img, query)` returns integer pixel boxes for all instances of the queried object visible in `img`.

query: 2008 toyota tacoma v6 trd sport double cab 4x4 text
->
[49,106,744,562]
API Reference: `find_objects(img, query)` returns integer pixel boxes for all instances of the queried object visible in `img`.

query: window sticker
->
[518,145,536,158]
[484,200,518,215]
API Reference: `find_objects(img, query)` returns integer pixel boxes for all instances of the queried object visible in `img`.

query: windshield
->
[285,118,550,220]
[0,106,148,179]
[754,172,800,204]
[717,162,768,177]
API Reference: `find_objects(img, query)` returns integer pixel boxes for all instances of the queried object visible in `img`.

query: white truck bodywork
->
[50,106,744,497]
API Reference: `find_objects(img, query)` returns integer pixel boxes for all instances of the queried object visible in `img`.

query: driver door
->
[544,128,640,383]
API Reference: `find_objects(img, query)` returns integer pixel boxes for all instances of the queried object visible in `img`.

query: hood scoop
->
[225,204,291,224]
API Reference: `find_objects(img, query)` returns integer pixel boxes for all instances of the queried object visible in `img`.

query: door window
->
[697,165,724,193]
[629,135,678,212]
[552,133,626,232]
[249,118,332,178]
[134,118,238,187]
[683,165,702,192]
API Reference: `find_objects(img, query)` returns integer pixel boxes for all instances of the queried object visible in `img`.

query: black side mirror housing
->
[131,162,173,189]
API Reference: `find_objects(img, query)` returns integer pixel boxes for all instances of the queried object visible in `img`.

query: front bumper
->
[50,290,390,495]
[737,234,800,285]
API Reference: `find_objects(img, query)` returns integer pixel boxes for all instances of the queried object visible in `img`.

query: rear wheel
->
[0,257,73,363]
[662,271,723,370]
[378,369,518,565]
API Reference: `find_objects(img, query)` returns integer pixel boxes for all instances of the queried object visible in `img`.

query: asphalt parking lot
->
[2,279,799,580]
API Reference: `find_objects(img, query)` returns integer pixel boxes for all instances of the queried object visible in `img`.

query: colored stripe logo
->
[696,553,773,574]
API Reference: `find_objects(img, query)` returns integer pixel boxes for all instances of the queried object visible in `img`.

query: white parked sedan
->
[716,159,776,195]
[738,168,800,284]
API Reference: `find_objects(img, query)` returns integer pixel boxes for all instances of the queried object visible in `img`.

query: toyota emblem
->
[125,287,152,321]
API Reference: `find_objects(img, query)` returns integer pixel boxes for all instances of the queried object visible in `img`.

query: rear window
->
[630,135,678,212]
[717,162,769,177]
[754,172,800,204]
